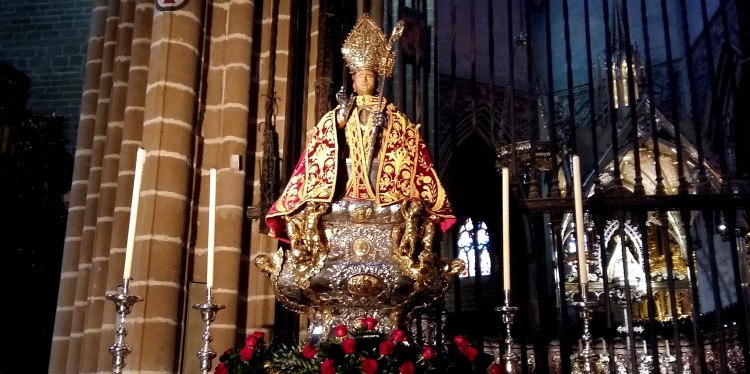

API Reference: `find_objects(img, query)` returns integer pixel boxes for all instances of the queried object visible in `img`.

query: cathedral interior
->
[2,0,750,373]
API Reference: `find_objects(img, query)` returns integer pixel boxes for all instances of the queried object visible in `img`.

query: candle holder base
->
[106,279,143,374]
[496,290,520,373]
[192,288,225,374]
[638,354,654,374]
[660,354,677,374]
[568,284,601,374]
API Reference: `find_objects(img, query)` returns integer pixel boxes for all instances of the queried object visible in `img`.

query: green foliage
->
[265,342,320,373]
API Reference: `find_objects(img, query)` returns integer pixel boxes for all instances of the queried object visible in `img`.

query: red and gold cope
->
[266,95,455,242]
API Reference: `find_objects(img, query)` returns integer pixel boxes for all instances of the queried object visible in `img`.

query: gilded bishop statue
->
[257,14,463,341]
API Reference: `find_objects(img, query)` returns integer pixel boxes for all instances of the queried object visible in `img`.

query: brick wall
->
[0,0,92,151]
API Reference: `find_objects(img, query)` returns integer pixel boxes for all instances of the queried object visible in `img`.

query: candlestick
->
[497,289,519,373]
[643,339,647,355]
[570,283,600,373]
[207,168,216,289]
[661,340,676,374]
[123,147,145,280]
[193,287,225,373]
[572,155,588,284]
[502,167,510,290]
[106,278,142,374]
[638,354,654,374]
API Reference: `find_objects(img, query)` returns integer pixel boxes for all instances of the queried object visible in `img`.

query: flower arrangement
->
[215,317,501,374]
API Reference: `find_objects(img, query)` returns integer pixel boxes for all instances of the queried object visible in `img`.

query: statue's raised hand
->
[335,86,348,105]
[335,86,353,126]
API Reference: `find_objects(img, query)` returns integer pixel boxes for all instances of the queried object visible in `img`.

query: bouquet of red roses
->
[214,331,276,374]
[215,317,494,374]
[308,317,435,374]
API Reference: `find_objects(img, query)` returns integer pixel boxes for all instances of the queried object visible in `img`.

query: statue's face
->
[353,70,377,96]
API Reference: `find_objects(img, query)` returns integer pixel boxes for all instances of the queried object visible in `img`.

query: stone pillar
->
[78,1,136,371]
[125,0,204,371]
[49,0,119,372]
[243,0,300,340]
[63,1,122,370]
[48,2,108,369]
[194,0,255,352]
[95,1,154,371]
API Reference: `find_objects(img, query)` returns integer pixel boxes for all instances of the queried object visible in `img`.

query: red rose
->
[361,317,378,331]
[214,362,228,374]
[464,346,479,362]
[453,335,468,349]
[245,336,259,348]
[489,363,503,374]
[362,358,378,374]
[252,331,265,347]
[302,342,317,359]
[379,339,394,356]
[342,338,357,354]
[391,329,407,343]
[321,358,336,374]
[333,324,348,337]
[239,346,254,361]
[400,361,415,374]
[421,345,436,361]
[453,335,471,353]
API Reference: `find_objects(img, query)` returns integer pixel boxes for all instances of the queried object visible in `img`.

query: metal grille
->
[382,0,750,372]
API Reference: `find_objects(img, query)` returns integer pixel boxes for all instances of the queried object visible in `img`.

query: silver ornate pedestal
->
[256,198,464,341]
[106,278,143,374]
[570,283,601,373]
[497,289,520,373]
[192,287,226,374]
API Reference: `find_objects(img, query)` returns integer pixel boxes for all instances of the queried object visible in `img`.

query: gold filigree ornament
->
[255,247,284,282]
[341,14,404,77]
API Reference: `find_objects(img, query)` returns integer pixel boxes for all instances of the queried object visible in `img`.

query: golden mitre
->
[341,14,396,77]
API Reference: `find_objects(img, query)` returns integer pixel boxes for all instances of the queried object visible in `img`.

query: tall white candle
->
[123,147,145,280]
[602,338,607,352]
[643,339,648,355]
[207,168,217,289]
[572,155,588,284]
[502,168,511,290]
[665,340,670,356]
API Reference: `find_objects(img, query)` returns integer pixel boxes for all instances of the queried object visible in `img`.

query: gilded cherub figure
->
[399,199,424,259]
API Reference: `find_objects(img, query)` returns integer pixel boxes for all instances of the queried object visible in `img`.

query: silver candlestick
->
[570,283,600,373]
[496,289,520,373]
[106,277,143,374]
[192,286,225,374]
[638,353,654,374]
[660,354,677,374]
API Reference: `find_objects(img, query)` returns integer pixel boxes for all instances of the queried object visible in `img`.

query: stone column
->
[48,2,108,369]
[125,0,204,371]
[78,1,137,371]
[94,0,154,371]
[193,0,255,353]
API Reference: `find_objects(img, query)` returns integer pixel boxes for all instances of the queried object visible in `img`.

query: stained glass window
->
[457,218,491,277]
